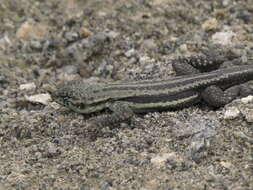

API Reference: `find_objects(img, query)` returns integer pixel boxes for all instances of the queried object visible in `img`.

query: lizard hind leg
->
[172,53,226,76]
[201,85,252,108]
[172,60,200,76]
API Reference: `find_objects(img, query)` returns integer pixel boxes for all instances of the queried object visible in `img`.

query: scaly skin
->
[51,55,253,127]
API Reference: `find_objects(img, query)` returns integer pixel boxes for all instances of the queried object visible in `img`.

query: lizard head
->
[49,80,88,111]
[49,79,104,113]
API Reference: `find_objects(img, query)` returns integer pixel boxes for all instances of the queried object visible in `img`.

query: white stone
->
[241,95,253,104]
[125,48,136,57]
[151,152,177,167]
[211,30,236,45]
[220,161,232,169]
[19,82,36,91]
[25,93,51,105]
[224,106,240,120]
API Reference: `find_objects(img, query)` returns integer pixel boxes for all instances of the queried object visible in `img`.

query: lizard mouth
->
[55,96,72,107]
[48,89,73,108]
[58,98,87,111]
[50,90,88,111]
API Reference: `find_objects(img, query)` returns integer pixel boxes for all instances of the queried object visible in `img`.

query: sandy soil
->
[1,0,253,189]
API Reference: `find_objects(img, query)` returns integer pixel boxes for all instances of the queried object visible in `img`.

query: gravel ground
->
[1,0,253,189]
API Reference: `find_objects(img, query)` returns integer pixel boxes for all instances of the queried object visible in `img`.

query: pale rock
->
[19,82,36,91]
[16,20,49,40]
[25,93,51,105]
[224,106,240,120]
[211,30,236,45]
[125,48,136,57]
[0,34,11,50]
[49,102,61,110]
[141,39,157,50]
[202,18,218,31]
[151,152,178,167]
[179,44,188,53]
[220,161,232,169]
[241,95,253,104]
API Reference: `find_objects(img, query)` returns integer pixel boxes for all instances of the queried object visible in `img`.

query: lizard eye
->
[63,97,69,104]
[55,95,72,107]
[57,96,69,106]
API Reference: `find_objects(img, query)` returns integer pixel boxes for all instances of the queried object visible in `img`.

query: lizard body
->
[51,55,253,126]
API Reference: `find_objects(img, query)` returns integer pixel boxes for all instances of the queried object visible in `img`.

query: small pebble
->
[30,40,42,50]
[179,44,188,53]
[222,0,230,6]
[202,18,218,31]
[124,48,136,57]
[0,34,11,50]
[60,65,78,75]
[141,39,157,50]
[49,102,61,110]
[25,93,51,105]
[64,31,80,43]
[47,143,59,156]
[151,152,178,168]
[241,95,253,104]
[79,27,92,38]
[224,106,241,120]
[211,30,236,45]
[220,161,232,169]
[16,20,49,40]
[19,82,36,91]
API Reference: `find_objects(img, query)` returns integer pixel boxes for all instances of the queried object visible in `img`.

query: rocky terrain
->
[1,0,253,189]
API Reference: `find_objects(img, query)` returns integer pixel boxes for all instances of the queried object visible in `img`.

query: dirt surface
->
[1,0,253,189]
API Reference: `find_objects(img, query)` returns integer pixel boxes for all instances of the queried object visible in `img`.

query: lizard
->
[50,54,253,127]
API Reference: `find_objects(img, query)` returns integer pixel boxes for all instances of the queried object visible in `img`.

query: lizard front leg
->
[87,101,134,128]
